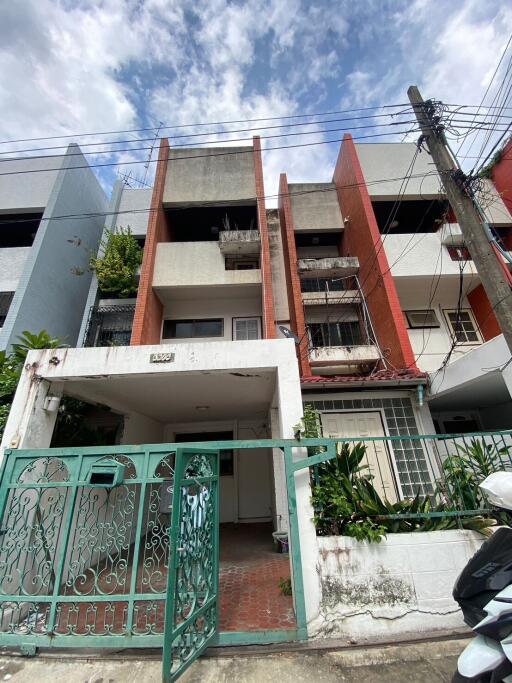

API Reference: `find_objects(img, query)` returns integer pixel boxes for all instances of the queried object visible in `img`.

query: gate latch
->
[87,460,125,488]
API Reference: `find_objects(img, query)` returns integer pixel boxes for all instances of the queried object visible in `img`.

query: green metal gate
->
[163,448,219,681]
[0,444,219,674]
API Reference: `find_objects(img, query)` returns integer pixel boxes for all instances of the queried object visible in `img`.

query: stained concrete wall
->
[288,183,344,231]
[164,147,256,203]
[0,145,107,350]
[153,241,261,289]
[355,143,441,199]
[117,188,152,236]
[311,530,484,640]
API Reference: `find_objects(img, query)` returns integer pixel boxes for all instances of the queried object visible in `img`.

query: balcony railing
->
[298,256,359,278]
[84,304,135,347]
[218,230,260,255]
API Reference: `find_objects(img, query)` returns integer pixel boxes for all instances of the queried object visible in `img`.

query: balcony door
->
[320,411,400,503]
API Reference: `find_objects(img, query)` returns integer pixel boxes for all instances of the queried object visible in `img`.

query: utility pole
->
[408,85,512,355]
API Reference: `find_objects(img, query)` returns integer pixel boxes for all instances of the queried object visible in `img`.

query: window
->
[447,246,472,261]
[405,309,440,329]
[444,310,481,344]
[233,317,261,340]
[162,318,224,339]
[175,431,234,476]
[0,292,14,327]
[308,321,363,347]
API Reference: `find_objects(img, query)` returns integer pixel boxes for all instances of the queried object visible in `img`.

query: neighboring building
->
[0,145,107,350]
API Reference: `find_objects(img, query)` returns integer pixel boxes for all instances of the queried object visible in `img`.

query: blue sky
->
[0,0,511,204]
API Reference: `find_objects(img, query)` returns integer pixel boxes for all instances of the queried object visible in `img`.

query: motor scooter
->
[453,471,512,682]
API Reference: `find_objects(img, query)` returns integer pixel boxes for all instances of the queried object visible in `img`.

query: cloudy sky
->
[0,0,511,203]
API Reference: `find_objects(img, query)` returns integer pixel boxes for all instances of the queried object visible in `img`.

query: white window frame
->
[232,317,262,341]
[443,308,482,345]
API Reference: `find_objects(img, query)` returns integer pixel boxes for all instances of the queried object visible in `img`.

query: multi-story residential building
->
[0,133,511,660]
[0,146,107,350]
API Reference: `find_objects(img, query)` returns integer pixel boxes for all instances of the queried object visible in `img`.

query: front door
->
[162,447,220,682]
[320,411,400,503]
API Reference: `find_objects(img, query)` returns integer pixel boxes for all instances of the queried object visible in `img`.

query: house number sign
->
[149,352,175,363]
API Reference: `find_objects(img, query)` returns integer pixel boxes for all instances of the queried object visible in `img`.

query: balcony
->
[307,321,381,372]
[300,276,360,306]
[153,242,261,301]
[219,230,260,256]
[439,223,464,246]
[298,256,359,279]
[84,303,135,347]
[309,344,381,369]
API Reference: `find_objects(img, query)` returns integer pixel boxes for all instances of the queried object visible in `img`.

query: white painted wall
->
[0,247,31,292]
[154,241,262,289]
[121,411,165,444]
[237,421,272,521]
[310,531,484,640]
[0,156,63,211]
[356,143,441,199]
[384,233,479,279]
[161,296,261,343]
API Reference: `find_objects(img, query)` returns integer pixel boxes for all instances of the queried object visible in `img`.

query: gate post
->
[0,352,63,464]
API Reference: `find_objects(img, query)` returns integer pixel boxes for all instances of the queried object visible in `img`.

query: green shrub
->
[90,227,142,298]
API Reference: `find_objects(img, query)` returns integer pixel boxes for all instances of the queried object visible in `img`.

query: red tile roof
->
[301,368,427,384]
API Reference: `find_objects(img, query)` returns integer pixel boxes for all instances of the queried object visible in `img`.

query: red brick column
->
[492,138,512,216]
[131,138,171,345]
[253,136,276,339]
[278,173,311,376]
[333,134,417,370]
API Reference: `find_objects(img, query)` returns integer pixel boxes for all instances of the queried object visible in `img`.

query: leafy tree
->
[90,227,142,298]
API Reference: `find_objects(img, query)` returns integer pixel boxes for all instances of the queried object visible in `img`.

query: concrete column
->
[0,352,62,464]
[276,362,322,627]
[269,400,289,532]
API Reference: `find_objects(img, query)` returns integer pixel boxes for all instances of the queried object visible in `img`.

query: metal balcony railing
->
[84,304,136,347]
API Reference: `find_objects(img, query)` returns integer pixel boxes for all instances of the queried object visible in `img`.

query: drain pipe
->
[417,384,424,408]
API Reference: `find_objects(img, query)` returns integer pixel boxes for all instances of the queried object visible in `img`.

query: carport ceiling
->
[60,369,276,423]
[428,370,511,411]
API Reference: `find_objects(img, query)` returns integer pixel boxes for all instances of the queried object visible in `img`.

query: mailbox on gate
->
[87,460,125,488]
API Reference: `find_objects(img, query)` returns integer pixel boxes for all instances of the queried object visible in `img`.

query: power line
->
[0,103,416,147]
[0,128,425,178]
[0,113,509,160]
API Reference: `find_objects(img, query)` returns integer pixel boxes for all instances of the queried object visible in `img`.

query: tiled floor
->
[219,523,296,631]
[10,522,295,636]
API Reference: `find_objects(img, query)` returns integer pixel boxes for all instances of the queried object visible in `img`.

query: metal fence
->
[84,304,135,347]
[298,431,512,535]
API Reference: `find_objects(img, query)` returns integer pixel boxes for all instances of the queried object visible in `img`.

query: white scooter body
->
[454,472,512,682]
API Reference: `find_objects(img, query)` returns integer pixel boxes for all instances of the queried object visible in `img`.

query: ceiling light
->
[195,406,210,411]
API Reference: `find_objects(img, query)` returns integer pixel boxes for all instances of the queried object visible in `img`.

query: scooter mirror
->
[480,471,512,511]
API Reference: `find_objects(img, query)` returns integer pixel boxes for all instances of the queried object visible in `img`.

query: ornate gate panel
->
[0,445,192,652]
[162,448,220,682]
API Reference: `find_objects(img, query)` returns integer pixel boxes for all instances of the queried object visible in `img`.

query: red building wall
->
[468,283,501,341]
[492,138,512,217]
[332,134,417,370]
[278,173,311,377]
[131,138,171,345]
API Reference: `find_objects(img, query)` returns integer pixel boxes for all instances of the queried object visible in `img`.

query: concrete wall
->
[0,247,31,293]
[153,241,262,289]
[0,155,64,211]
[355,143,441,199]
[0,145,107,350]
[117,188,152,237]
[288,183,344,231]
[384,233,479,279]
[161,296,262,343]
[164,147,256,204]
[267,209,290,324]
[310,530,484,640]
